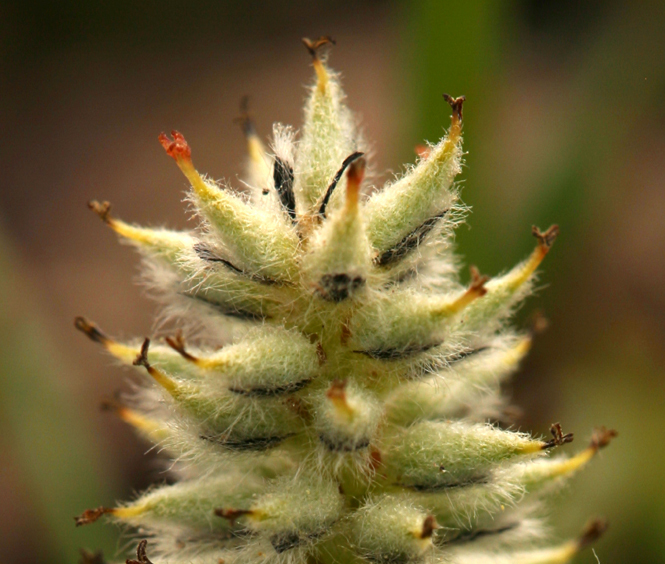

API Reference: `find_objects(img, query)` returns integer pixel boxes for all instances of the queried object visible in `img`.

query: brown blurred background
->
[1,1,664,563]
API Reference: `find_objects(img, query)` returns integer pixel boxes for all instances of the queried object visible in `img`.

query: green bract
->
[75,37,613,564]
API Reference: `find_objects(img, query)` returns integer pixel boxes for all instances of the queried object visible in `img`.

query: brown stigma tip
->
[316,341,327,366]
[532,224,560,249]
[133,338,151,369]
[469,265,489,297]
[126,539,153,564]
[234,95,255,137]
[420,515,438,539]
[577,518,609,550]
[74,316,109,345]
[79,549,107,564]
[301,36,336,58]
[528,310,550,336]
[326,379,348,402]
[214,508,253,526]
[88,200,112,224]
[158,130,191,162]
[443,93,466,122]
[165,331,198,362]
[590,427,618,451]
[346,156,366,186]
[100,396,120,413]
[74,506,112,527]
[543,422,574,449]
[415,144,432,159]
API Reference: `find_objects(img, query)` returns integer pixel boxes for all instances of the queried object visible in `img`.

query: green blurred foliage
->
[0,229,120,563]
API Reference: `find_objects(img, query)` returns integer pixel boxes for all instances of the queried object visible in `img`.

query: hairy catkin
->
[75,37,614,564]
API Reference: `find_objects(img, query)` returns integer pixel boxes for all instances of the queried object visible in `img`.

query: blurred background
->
[1,1,664,562]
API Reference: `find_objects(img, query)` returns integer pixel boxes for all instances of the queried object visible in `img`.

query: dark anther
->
[442,94,466,122]
[302,36,336,58]
[543,422,574,449]
[318,151,365,217]
[590,427,618,452]
[74,317,110,345]
[88,200,112,223]
[126,540,153,564]
[166,331,198,362]
[273,156,297,221]
[214,508,253,526]
[532,225,560,249]
[74,506,112,527]
[577,518,609,550]
[133,338,151,369]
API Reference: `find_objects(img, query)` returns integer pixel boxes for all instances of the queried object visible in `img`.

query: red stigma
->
[158,130,192,162]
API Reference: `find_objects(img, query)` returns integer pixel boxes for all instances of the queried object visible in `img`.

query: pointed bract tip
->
[88,200,112,224]
[74,316,110,345]
[577,518,609,551]
[158,130,192,162]
[532,224,560,249]
[74,506,113,527]
[543,422,574,449]
[590,427,618,451]
[126,540,153,564]
[302,36,336,58]
[443,93,466,122]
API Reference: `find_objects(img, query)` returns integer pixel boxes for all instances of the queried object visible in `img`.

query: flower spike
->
[74,38,612,564]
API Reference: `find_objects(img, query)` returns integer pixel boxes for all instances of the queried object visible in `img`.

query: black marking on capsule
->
[353,342,440,361]
[271,533,301,553]
[407,474,489,492]
[318,273,365,302]
[319,434,371,452]
[199,433,291,451]
[318,151,364,217]
[441,523,519,546]
[375,210,449,267]
[361,551,412,564]
[181,291,268,321]
[228,378,313,397]
[271,529,327,553]
[444,346,490,364]
[273,157,297,222]
[193,243,279,286]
